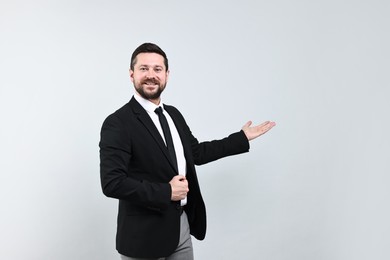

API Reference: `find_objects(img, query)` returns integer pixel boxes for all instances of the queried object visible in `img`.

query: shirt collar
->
[133,92,164,113]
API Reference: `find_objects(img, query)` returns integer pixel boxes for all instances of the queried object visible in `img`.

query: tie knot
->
[155,106,163,115]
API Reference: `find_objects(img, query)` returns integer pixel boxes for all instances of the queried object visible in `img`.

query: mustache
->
[141,78,160,84]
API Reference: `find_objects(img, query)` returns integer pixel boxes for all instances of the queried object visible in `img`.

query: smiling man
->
[130,52,168,102]
[99,42,275,260]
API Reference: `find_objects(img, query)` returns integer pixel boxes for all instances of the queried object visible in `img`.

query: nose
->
[146,69,156,79]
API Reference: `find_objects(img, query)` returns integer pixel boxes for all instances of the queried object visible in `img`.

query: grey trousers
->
[120,211,194,260]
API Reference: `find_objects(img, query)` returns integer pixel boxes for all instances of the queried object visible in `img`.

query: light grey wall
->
[1,0,389,259]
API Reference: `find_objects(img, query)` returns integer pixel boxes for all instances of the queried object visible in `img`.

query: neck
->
[149,98,161,105]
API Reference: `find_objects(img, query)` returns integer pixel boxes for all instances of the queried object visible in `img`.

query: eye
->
[155,67,163,73]
[139,67,148,71]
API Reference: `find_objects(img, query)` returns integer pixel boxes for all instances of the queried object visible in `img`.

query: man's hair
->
[130,43,169,71]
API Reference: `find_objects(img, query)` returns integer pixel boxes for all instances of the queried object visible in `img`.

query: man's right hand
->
[169,175,189,201]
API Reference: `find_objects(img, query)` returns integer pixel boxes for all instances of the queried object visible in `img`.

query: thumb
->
[242,120,252,129]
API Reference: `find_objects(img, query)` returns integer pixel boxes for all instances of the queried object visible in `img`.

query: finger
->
[242,120,252,129]
[174,175,184,180]
[257,121,271,128]
[264,121,276,129]
[260,121,276,133]
[182,180,189,189]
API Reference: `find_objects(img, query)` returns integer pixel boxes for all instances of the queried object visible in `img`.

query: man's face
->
[130,52,169,103]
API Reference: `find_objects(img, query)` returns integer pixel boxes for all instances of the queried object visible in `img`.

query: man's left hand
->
[242,120,276,141]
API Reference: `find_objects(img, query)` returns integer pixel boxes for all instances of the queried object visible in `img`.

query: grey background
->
[1,0,389,259]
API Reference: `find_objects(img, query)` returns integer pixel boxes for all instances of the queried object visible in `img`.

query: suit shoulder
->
[102,102,133,126]
[164,104,184,118]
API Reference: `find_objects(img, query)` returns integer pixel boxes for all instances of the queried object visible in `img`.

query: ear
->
[166,69,170,81]
[129,69,134,82]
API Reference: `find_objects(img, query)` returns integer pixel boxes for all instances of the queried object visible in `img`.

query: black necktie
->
[155,107,178,172]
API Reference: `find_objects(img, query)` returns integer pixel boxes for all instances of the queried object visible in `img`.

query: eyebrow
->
[139,64,163,67]
[138,64,165,70]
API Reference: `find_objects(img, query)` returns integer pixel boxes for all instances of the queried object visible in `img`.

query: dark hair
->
[130,43,169,71]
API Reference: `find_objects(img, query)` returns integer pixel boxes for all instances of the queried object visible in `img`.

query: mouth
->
[143,80,159,86]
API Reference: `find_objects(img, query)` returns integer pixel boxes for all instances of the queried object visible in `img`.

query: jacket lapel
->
[129,97,178,173]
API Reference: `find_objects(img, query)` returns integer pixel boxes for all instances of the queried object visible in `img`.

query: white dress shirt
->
[134,93,187,205]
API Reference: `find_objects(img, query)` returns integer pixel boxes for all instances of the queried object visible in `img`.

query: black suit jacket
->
[100,97,249,258]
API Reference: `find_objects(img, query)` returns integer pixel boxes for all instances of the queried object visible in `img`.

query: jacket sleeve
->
[99,113,171,210]
[190,130,250,165]
[168,106,250,165]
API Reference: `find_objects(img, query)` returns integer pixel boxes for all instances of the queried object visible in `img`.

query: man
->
[100,43,275,260]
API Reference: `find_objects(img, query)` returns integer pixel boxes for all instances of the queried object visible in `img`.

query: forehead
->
[134,52,165,68]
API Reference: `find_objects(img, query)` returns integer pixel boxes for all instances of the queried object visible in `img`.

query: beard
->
[134,78,166,100]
